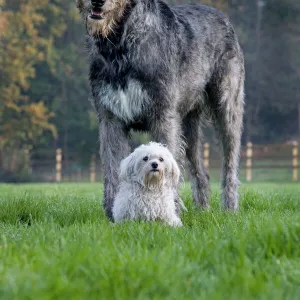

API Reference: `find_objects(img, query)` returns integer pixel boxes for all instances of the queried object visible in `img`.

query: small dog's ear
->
[119,153,135,182]
[169,157,180,186]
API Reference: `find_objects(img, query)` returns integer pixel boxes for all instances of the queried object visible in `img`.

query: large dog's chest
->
[98,79,149,123]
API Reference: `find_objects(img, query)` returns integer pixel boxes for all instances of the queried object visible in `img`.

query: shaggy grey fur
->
[76,0,245,220]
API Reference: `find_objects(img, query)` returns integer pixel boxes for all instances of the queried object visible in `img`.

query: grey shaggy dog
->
[76,0,245,220]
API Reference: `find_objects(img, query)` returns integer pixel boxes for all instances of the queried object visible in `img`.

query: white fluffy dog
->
[112,142,184,227]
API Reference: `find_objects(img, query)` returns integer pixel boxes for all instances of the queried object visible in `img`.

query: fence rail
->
[3,141,299,183]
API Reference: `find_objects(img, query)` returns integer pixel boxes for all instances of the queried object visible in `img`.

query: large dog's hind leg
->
[100,114,130,220]
[183,109,210,209]
[210,54,245,211]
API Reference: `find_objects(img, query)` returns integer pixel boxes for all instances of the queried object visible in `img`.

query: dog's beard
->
[144,171,164,189]
[87,17,111,37]
[85,0,128,37]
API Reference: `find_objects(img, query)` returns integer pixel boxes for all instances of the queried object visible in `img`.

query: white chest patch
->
[98,80,148,122]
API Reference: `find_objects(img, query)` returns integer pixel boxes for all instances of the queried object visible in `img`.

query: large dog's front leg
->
[151,113,184,161]
[99,114,130,221]
[151,113,185,214]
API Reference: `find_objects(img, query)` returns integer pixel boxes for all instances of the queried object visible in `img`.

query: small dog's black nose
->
[151,162,158,169]
[91,0,105,8]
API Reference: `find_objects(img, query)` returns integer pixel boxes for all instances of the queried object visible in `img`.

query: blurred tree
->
[26,0,98,164]
[0,0,97,165]
[0,0,57,153]
[229,0,300,143]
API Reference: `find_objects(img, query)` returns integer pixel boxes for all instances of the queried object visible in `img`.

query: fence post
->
[246,142,253,182]
[292,141,298,182]
[203,143,210,170]
[56,148,62,182]
[90,154,96,183]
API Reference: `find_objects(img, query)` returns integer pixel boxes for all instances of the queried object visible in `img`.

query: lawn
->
[0,183,300,299]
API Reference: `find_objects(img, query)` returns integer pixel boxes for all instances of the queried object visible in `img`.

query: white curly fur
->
[112,142,183,227]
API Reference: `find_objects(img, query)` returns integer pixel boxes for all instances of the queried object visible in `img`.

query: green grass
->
[1,183,300,299]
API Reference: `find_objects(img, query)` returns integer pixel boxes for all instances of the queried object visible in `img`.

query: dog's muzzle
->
[90,0,105,20]
[151,162,159,172]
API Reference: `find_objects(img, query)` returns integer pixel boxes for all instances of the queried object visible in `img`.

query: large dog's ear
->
[119,153,136,182]
[76,0,85,12]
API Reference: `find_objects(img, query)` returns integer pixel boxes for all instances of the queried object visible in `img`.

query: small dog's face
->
[76,0,128,37]
[140,153,165,187]
[120,142,180,189]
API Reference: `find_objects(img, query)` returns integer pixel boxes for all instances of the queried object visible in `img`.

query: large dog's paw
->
[222,189,239,212]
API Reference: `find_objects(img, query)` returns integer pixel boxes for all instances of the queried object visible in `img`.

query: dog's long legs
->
[100,114,130,220]
[210,55,245,210]
[183,109,210,208]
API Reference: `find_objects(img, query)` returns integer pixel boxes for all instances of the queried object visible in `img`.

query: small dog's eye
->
[143,156,148,162]
[159,157,164,162]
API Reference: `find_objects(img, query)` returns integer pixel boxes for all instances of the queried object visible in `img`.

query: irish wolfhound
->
[76,0,245,220]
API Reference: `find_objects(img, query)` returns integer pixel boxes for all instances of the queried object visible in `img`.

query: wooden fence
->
[20,142,299,183]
